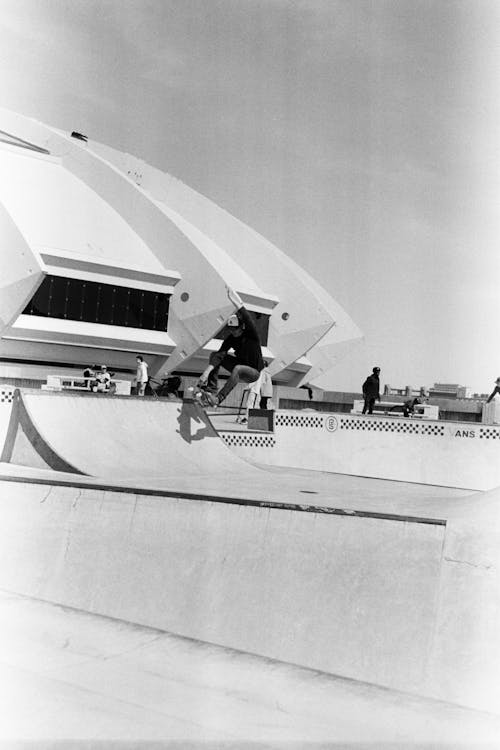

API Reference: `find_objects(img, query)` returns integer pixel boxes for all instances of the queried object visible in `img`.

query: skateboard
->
[185,385,218,408]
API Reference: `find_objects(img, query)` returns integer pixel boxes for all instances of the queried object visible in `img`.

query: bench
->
[351,400,439,420]
[42,375,131,395]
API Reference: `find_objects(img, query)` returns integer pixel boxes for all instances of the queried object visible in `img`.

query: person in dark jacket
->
[362,367,381,414]
[486,377,500,403]
[197,287,264,407]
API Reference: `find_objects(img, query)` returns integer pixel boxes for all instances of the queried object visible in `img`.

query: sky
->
[0,0,499,394]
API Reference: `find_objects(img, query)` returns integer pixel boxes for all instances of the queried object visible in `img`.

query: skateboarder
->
[196,287,264,407]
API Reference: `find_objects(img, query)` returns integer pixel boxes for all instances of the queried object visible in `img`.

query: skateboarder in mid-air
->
[196,287,264,407]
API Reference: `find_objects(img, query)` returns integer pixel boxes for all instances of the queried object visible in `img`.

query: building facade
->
[0,109,362,388]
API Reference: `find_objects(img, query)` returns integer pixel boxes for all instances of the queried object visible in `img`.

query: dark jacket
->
[487,386,500,404]
[362,374,380,399]
[219,307,264,372]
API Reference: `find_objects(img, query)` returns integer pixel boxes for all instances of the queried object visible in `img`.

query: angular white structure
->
[0,109,362,385]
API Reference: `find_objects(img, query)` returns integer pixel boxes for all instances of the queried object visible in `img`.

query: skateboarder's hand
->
[226,286,243,309]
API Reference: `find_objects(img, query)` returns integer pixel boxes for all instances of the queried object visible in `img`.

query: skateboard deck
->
[184,385,216,407]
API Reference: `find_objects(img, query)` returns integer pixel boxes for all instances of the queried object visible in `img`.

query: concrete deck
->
[1,389,500,743]
[2,590,500,746]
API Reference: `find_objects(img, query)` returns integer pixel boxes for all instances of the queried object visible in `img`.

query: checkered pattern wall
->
[275,413,324,429]
[0,388,15,403]
[221,433,276,448]
[479,428,500,440]
[340,417,445,436]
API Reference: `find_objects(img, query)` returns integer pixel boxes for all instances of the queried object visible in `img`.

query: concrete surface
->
[1,476,500,714]
[1,388,500,741]
[1,590,500,746]
[217,409,500,491]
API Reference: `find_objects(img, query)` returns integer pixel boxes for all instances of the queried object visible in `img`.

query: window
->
[23,275,170,332]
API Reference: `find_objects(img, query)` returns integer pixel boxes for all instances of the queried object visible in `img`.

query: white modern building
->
[0,109,362,387]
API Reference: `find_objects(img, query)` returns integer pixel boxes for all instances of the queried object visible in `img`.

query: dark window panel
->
[49,277,71,319]
[114,286,131,327]
[127,288,143,329]
[82,282,99,323]
[65,279,85,320]
[155,294,169,332]
[97,285,116,325]
[22,275,170,332]
[24,277,50,315]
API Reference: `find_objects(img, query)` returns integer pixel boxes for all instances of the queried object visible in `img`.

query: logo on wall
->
[325,416,338,432]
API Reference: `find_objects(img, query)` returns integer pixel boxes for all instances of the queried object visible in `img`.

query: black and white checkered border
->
[275,413,324,429]
[221,433,276,448]
[479,427,500,440]
[340,417,445,436]
[0,388,15,403]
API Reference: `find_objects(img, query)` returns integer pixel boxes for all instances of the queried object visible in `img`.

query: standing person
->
[197,287,264,407]
[362,367,381,414]
[135,355,149,397]
[486,377,500,403]
[239,374,261,425]
[238,362,272,424]
[259,361,273,409]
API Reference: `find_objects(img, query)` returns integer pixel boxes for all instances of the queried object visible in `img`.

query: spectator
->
[238,362,273,425]
[300,384,313,400]
[259,361,273,409]
[95,365,111,393]
[83,364,96,390]
[403,396,426,417]
[135,355,149,396]
[362,367,381,414]
[486,377,500,403]
[239,376,261,425]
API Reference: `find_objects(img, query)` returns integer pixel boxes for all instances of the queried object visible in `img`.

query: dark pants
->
[207,351,260,403]
[362,397,376,414]
[259,396,270,409]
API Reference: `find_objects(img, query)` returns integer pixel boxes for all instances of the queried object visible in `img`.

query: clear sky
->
[0,0,499,393]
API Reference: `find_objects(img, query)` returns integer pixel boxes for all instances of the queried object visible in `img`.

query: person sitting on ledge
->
[94,365,111,393]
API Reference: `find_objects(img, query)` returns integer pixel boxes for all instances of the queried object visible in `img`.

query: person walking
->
[486,377,500,403]
[362,367,381,414]
[238,362,273,425]
[135,355,149,396]
[197,287,264,407]
[259,361,273,409]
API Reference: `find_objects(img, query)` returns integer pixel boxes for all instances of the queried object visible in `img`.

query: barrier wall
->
[221,411,500,491]
[0,479,499,713]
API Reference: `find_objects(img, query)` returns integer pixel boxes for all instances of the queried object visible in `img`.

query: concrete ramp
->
[1,389,261,480]
[1,477,500,715]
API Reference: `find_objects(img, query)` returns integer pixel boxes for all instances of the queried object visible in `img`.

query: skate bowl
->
[219,410,500,491]
[1,388,500,713]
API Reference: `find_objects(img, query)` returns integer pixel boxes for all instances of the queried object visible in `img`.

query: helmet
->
[227,314,240,328]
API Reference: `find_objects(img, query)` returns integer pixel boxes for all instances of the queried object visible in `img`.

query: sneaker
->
[200,390,219,408]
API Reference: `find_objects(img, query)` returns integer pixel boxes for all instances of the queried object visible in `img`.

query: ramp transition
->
[1,389,262,481]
